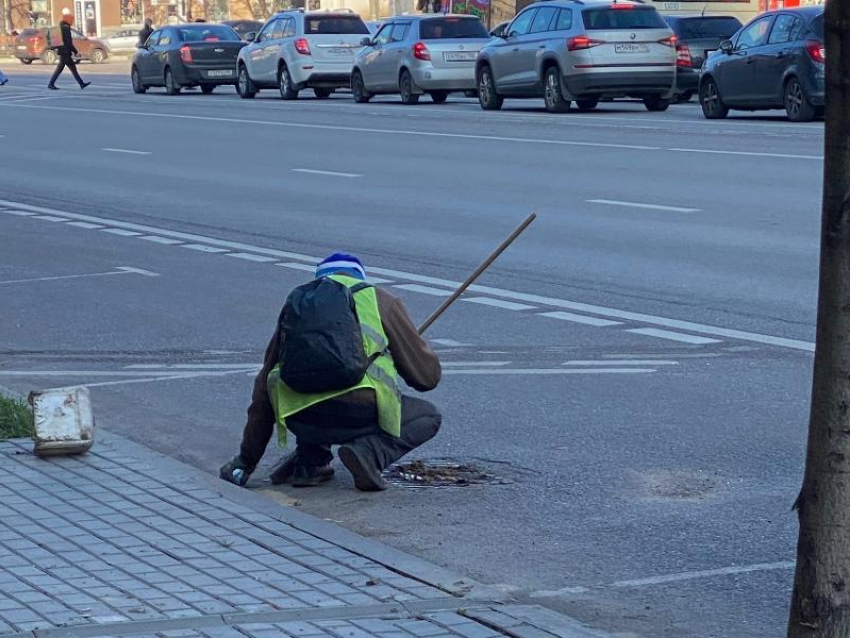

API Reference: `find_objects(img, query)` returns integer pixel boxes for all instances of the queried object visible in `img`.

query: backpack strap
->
[350,282,373,295]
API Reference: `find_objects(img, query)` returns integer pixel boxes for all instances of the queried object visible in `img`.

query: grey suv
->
[476,0,677,113]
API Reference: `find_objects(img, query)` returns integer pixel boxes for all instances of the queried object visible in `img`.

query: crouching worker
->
[220,253,442,491]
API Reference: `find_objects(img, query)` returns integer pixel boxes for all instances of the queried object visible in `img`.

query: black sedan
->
[698,7,824,122]
[131,24,246,95]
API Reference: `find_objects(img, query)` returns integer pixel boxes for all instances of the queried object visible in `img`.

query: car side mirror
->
[360,36,372,46]
[719,39,733,54]
[245,31,256,42]
[137,42,146,49]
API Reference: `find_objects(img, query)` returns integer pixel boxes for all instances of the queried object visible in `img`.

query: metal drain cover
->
[384,459,505,488]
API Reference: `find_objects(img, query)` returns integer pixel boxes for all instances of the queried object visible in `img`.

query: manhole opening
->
[383,459,505,488]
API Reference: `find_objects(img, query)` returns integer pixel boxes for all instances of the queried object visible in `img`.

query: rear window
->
[20,29,39,37]
[811,14,823,39]
[675,17,741,39]
[178,26,241,41]
[582,6,668,30]
[305,16,369,35]
[420,17,488,39]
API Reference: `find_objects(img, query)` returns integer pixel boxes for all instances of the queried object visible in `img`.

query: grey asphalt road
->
[0,67,822,638]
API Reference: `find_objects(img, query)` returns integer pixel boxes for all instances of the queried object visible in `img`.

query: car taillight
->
[295,38,311,55]
[413,41,430,61]
[611,2,635,8]
[676,42,691,67]
[180,45,193,63]
[567,35,604,51]
[805,40,825,63]
[659,35,677,48]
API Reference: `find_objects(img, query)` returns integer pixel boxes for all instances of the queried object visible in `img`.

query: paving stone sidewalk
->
[0,431,610,638]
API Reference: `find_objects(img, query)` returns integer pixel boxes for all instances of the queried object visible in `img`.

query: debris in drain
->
[383,459,505,487]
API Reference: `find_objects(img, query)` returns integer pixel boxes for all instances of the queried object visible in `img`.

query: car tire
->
[643,96,670,112]
[351,70,371,103]
[314,87,333,99]
[201,84,215,94]
[41,49,56,65]
[131,66,147,94]
[430,90,449,104]
[278,64,298,100]
[477,65,502,111]
[399,69,419,105]
[90,48,105,64]
[699,78,728,119]
[576,98,598,112]
[784,77,816,123]
[20,58,33,64]
[165,67,181,95]
[543,66,570,113]
[237,64,257,99]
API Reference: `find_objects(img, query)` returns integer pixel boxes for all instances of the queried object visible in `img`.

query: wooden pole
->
[418,213,536,335]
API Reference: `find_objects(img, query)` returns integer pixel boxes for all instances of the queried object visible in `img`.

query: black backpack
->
[278,278,372,394]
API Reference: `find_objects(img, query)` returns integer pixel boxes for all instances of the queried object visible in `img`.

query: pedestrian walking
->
[47,12,91,90]
[0,69,8,86]
[138,18,153,46]
[220,252,442,491]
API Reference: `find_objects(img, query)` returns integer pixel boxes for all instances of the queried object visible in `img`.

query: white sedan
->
[105,29,139,53]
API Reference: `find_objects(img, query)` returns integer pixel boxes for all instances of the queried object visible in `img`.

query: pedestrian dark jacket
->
[139,25,153,45]
[58,22,77,57]
[244,286,441,435]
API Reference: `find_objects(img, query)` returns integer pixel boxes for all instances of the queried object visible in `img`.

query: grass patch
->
[0,394,34,440]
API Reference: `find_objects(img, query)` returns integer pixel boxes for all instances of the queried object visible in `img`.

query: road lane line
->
[139,235,184,245]
[563,360,679,366]
[462,297,536,311]
[0,199,815,352]
[0,267,157,286]
[0,210,35,216]
[182,244,229,253]
[431,339,469,347]
[587,199,700,213]
[394,284,453,297]
[32,215,68,222]
[539,311,622,327]
[67,221,104,229]
[441,361,510,367]
[443,368,655,375]
[612,561,795,588]
[669,147,822,161]
[226,252,278,263]
[126,363,259,370]
[102,148,152,155]
[275,262,395,284]
[627,328,722,345]
[101,228,142,237]
[292,168,362,178]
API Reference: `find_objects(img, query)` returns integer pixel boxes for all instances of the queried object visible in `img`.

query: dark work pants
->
[241,395,441,472]
[49,54,85,87]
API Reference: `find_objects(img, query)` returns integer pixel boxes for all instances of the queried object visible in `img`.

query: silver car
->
[351,15,491,104]
[476,0,677,113]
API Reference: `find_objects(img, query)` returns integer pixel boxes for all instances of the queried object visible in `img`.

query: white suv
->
[236,9,370,100]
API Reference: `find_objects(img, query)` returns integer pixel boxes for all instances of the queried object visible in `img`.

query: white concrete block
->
[28,387,95,457]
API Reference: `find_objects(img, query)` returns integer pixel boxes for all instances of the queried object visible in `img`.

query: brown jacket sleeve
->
[377,289,441,392]
[246,326,280,427]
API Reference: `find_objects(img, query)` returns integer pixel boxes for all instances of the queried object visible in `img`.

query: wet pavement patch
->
[384,458,508,488]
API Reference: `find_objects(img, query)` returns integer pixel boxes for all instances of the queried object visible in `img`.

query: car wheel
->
[543,66,570,113]
[699,78,728,119]
[314,87,333,99]
[237,64,256,99]
[430,90,449,104]
[165,67,181,95]
[41,49,56,65]
[131,66,147,94]
[20,58,32,65]
[784,77,816,123]
[90,48,105,64]
[351,70,371,103]
[643,96,670,112]
[278,65,298,100]
[576,98,598,112]
[399,69,419,105]
[201,84,215,94]
[477,65,503,111]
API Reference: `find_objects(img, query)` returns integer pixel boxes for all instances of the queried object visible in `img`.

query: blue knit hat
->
[316,253,366,280]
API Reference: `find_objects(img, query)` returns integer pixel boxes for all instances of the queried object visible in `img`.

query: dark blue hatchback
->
[698,7,824,122]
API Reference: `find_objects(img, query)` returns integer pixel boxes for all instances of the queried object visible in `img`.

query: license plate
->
[206,69,233,77]
[328,47,352,55]
[444,51,476,62]
[614,43,650,54]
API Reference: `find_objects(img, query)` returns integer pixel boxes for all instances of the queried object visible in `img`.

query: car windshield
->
[583,6,668,30]
[305,16,369,35]
[676,17,741,39]
[811,14,823,39]
[420,17,489,39]
[178,26,240,41]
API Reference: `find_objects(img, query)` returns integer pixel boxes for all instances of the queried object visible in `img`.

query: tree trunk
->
[788,2,850,637]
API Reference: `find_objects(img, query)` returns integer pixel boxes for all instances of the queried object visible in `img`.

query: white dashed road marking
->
[563,360,679,366]
[182,244,229,253]
[102,148,152,155]
[628,328,722,345]
[226,252,278,263]
[444,368,656,375]
[33,215,68,222]
[587,199,700,213]
[539,311,622,327]
[0,266,158,286]
[462,297,536,311]
[101,228,142,237]
[292,168,362,178]
[394,284,453,297]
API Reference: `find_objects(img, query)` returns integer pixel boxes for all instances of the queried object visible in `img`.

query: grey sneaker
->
[338,445,387,492]
[291,464,335,488]
[219,455,254,487]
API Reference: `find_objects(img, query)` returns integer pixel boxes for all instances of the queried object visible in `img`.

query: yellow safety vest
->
[268,274,403,445]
